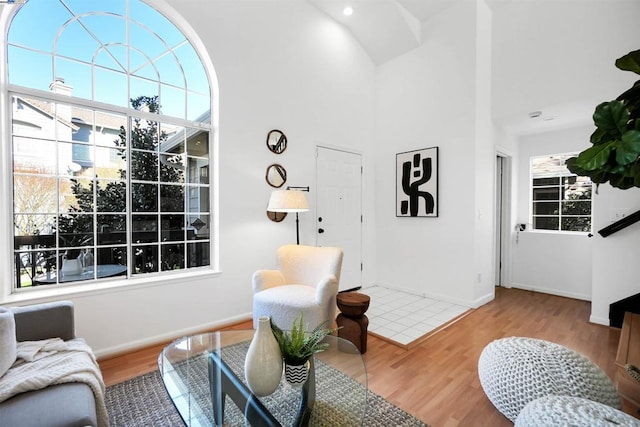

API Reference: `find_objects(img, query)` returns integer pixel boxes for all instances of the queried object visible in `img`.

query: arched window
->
[5,0,216,289]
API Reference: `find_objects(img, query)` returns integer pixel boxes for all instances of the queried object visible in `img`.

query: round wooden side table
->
[336,292,370,354]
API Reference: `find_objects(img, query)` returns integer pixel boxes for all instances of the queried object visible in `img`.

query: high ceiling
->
[309,0,459,65]
[308,0,598,136]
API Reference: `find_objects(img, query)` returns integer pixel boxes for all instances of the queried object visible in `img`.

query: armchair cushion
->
[0,307,17,378]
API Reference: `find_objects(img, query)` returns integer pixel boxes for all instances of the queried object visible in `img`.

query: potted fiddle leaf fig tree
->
[566,49,640,189]
[270,314,339,386]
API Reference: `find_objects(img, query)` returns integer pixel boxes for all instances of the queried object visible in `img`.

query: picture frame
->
[396,147,439,217]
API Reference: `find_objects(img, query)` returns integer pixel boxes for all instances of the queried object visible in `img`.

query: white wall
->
[0,0,377,358]
[511,126,593,300]
[373,0,494,307]
[591,186,640,324]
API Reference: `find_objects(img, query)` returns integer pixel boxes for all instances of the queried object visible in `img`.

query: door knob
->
[318,228,325,234]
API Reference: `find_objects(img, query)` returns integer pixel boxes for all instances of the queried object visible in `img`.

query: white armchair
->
[252,244,343,330]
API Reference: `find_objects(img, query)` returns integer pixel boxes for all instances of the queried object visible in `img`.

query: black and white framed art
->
[396,147,439,217]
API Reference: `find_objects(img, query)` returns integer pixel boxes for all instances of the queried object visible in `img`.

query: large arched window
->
[5,0,216,289]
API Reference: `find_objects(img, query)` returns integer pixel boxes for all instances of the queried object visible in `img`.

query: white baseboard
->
[510,282,591,302]
[94,312,252,359]
[589,314,610,326]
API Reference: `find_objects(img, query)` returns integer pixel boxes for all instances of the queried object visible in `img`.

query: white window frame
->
[0,0,219,301]
[530,153,593,233]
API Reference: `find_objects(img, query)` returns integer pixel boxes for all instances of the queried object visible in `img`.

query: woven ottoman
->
[515,395,640,427]
[478,337,620,422]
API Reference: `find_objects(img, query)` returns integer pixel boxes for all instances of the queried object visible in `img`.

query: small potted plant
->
[270,314,339,386]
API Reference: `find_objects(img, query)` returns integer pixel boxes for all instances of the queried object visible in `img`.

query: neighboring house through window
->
[531,154,592,232]
[6,0,216,289]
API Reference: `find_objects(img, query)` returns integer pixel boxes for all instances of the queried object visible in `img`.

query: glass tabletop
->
[158,330,367,427]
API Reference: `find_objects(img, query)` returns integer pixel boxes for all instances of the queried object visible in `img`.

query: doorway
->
[495,152,512,287]
[315,146,363,292]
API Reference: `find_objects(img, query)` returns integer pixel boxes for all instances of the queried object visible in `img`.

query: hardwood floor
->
[99,287,623,426]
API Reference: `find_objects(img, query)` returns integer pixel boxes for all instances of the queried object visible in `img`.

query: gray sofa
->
[0,301,99,427]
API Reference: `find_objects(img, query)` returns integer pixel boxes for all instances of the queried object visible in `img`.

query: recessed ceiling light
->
[343,6,354,16]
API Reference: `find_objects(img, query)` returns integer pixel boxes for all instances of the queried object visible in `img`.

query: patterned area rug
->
[105,347,427,426]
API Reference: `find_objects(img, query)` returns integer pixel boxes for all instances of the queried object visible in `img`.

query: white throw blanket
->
[0,338,109,427]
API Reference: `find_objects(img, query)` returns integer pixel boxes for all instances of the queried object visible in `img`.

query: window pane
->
[13,140,57,175]
[132,183,158,212]
[188,215,209,240]
[188,241,210,267]
[15,248,57,288]
[533,217,559,230]
[187,92,211,122]
[160,184,184,212]
[57,213,94,248]
[12,96,56,138]
[160,153,185,183]
[187,130,209,157]
[161,84,186,119]
[96,148,126,179]
[8,46,52,90]
[533,187,559,201]
[95,68,128,107]
[533,177,560,187]
[59,178,94,212]
[95,112,127,147]
[133,245,159,274]
[14,215,56,239]
[187,185,209,212]
[96,180,126,213]
[14,176,57,214]
[161,214,184,242]
[533,201,558,215]
[563,184,591,201]
[132,216,158,244]
[132,150,158,181]
[97,215,126,245]
[97,247,127,271]
[561,217,591,232]
[161,243,185,271]
[131,117,159,150]
[562,201,591,215]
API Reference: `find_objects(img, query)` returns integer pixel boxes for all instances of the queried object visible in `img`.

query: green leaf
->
[575,142,615,170]
[610,174,636,189]
[593,101,629,135]
[589,127,610,144]
[565,157,586,176]
[616,50,640,75]
[615,130,640,165]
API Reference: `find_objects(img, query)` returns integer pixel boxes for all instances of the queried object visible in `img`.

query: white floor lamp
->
[267,187,309,244]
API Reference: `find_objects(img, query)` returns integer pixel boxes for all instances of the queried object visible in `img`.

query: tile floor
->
[361,285,470,346]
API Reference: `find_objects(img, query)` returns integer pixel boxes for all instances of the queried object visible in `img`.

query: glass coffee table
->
[158,331,367,426]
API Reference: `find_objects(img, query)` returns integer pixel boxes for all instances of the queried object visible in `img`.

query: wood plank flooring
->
[99,287,623,426]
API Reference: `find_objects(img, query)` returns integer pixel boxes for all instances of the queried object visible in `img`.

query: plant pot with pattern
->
[270,314,339,387]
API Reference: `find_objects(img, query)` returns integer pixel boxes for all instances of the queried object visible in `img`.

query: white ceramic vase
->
[244,316,283,396]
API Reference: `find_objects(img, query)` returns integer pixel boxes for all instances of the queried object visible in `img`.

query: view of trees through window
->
[531,154,592,232]
[8,0,213,288]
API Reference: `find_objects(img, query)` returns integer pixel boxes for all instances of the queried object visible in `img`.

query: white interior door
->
[316,147,362,291]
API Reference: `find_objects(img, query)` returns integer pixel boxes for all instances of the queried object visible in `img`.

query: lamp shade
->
[267,190,309,212]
